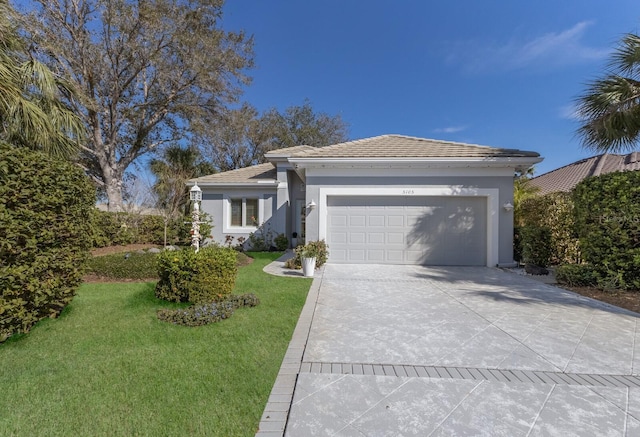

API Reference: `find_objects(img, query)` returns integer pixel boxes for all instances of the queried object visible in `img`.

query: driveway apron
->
[265,264,640,436]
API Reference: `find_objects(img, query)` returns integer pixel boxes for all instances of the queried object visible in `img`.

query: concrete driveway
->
[257,264,640,436]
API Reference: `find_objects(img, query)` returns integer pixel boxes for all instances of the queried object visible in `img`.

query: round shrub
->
[0,143,95,342]
[155,246,238,304]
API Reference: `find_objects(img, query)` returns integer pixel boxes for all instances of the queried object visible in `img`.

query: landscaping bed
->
[561,286,640,314]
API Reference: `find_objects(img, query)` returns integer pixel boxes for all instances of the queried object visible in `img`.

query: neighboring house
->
[529,152,640,196]
[190,134,541,267]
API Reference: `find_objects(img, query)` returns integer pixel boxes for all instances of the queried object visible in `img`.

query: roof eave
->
[186,181,279,188]
[288,156,543,168]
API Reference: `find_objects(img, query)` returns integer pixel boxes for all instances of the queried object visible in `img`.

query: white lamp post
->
[189,183,202,252]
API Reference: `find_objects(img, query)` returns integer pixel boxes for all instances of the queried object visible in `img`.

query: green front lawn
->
[0,252,311,437]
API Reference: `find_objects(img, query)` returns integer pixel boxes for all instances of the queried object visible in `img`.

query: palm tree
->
[0,0,84,159]
[576,33,640,153]
[149,145,215,246]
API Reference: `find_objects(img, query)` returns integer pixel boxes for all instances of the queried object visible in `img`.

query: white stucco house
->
[189,134,542,267]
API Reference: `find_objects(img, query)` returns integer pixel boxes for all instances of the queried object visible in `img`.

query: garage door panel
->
[330,214,348,227]
[368,232,385,244]
[349,215,366,227]
[387,216,404,227]
[349,232,366,244]
[368,215,385,226]
[327,196,486,266]
[387,232,404,244]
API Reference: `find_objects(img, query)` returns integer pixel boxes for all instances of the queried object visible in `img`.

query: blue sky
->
[221,0,640,175]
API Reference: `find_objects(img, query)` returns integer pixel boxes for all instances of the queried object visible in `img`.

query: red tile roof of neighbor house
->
[529,152,640,195]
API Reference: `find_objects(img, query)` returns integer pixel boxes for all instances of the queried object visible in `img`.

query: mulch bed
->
[561,285,640,314]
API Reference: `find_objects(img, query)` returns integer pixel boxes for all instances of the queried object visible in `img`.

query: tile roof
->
[529,152,640,195]
[264,145,315,158]
[191,163,276,185]
[289,134,540,158]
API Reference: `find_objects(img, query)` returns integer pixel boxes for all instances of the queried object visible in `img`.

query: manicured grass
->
[0,252,311,437]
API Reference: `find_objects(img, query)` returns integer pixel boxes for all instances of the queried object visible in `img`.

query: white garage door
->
[327,196,487,265]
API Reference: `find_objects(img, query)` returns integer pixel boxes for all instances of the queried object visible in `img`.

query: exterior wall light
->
[503,202,514,212]
[307,199,316,210]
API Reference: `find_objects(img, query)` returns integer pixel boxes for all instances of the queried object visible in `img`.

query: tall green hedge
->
[0,143,95,342]
[573,171,640,289]
[90,210,213,247]
[155,247,238,304]
[519,192,580,265]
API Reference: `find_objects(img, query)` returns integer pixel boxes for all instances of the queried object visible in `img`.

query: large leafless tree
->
[203,100,349,171]
[20,0,253,210]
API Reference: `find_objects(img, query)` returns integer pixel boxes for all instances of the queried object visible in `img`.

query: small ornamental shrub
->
[157,293,260,326]
[248,222,274,251]
[519,226,552,267]
[0,143,95,342]
[155,246,238,304]
[573,171,640,290]
[285,240,329,270]
[555,264,599,287]
[274,233,289,251]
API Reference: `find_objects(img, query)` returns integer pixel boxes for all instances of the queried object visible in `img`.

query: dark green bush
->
[86,252,159,280]
[555,264,599,287]
[519,226,552,267]
[573,171,640,290]
[157,293,260,326]
[0,143,95,342]
[155,246,238,304]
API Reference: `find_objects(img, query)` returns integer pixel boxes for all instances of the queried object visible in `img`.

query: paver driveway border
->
[256,264,640,436]
[256,266,324,436]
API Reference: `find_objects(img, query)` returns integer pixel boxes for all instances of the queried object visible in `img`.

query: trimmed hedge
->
[572,171,640,290]
[555,264,599,287]
[157,293,260,326]
[0,143,95,342]
[519,226,552,267]
[155,246,238,304]
[90,210,213,248]
[519,192,580,265]
[86,252,159,280]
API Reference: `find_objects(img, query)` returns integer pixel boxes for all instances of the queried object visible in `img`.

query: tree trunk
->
[102,165,124,212]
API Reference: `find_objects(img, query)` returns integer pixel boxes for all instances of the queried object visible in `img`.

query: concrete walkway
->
[257,264,640,436]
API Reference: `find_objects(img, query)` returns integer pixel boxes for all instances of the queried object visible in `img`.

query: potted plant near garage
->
[293,240,329,277]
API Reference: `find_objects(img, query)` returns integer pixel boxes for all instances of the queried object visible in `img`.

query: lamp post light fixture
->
[189,183,203,252]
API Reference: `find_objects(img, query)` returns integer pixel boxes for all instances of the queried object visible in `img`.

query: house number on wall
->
[402,189,415,195]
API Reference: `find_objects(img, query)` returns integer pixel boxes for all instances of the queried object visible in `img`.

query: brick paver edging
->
[300,361,640,388]
[255,268,324,437]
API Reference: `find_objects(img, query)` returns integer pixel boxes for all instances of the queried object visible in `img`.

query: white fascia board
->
[288,156,542,169]
[192,182,279,188]
[305,166,516,177]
